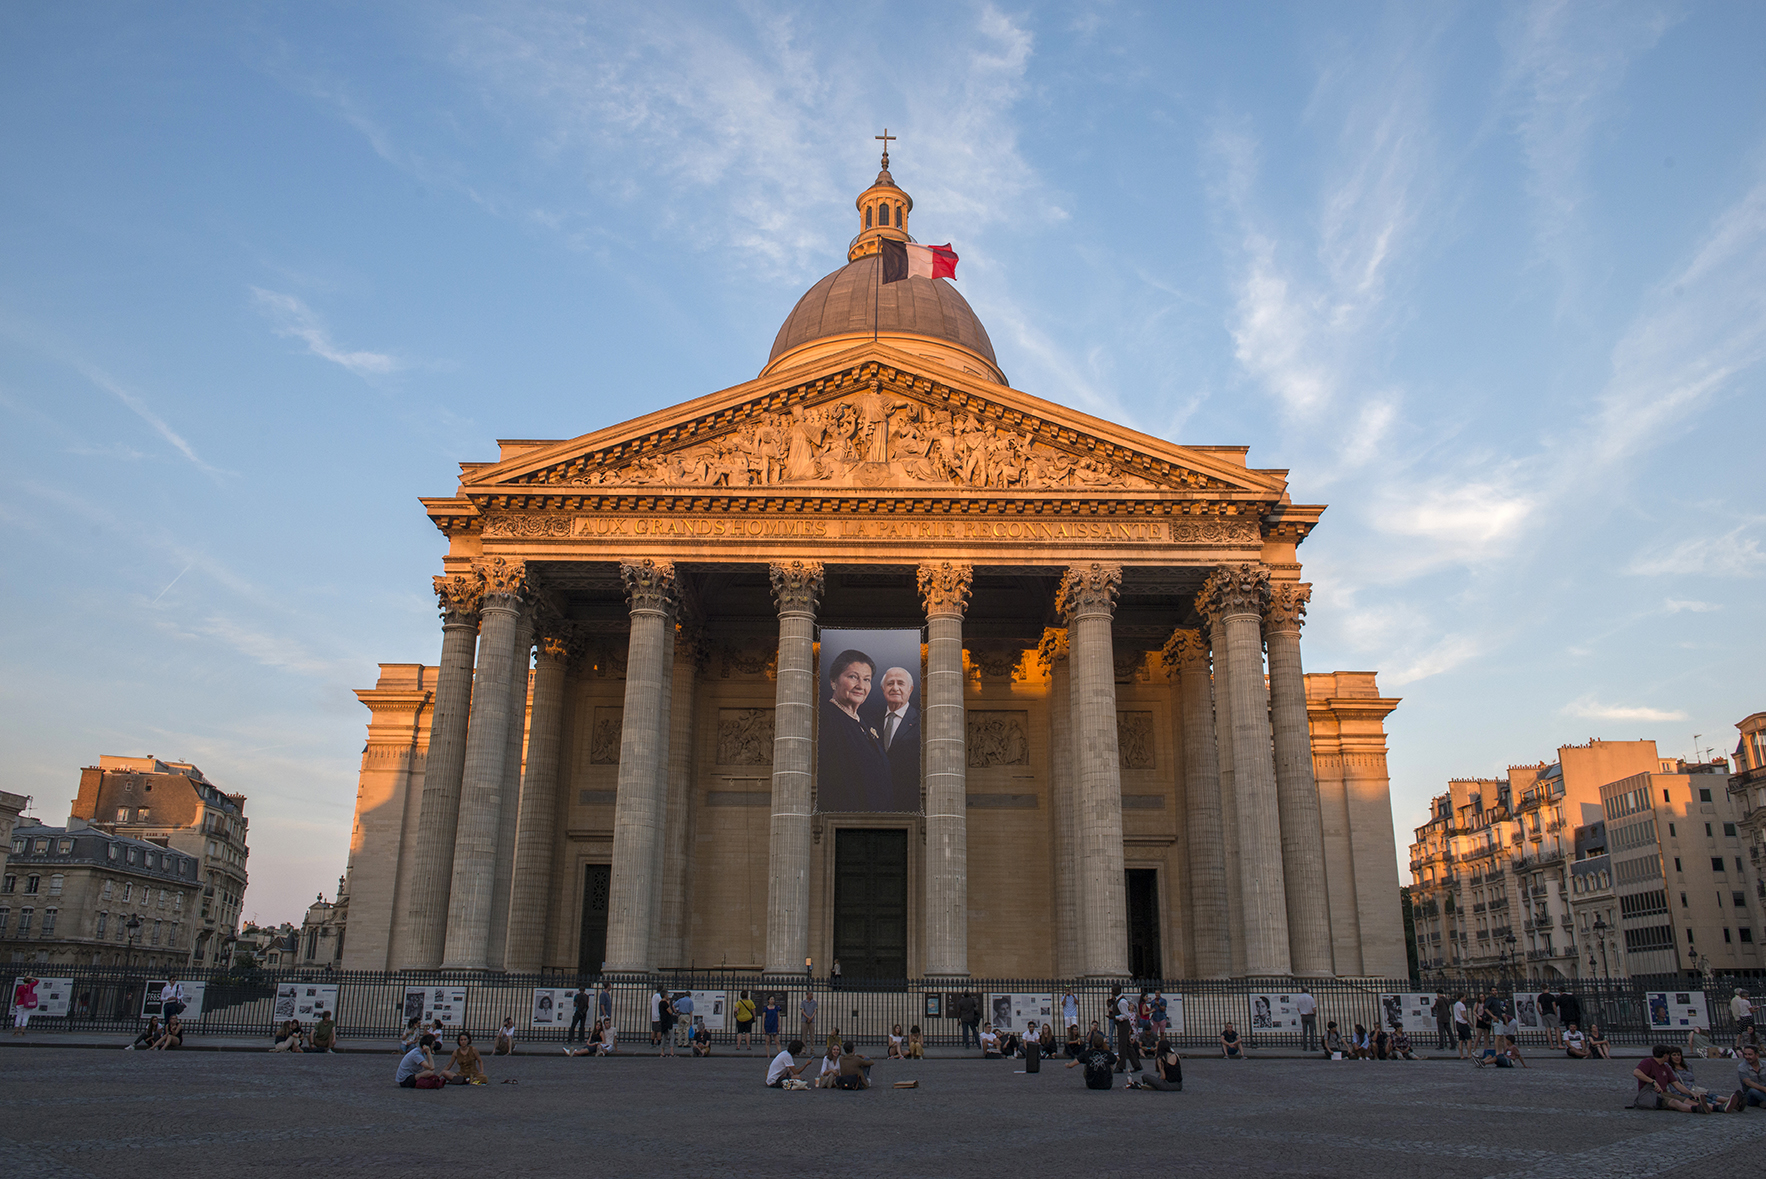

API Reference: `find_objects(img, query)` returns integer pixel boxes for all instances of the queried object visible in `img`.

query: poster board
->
[403,986,467,1028]
[988,993,1054,1035]
[1379,993,1437,1034]
[816,628,923,814]
[529,988,580,1029]
[141,980,206,1021]
[1154,993,1185,1035]
[10,977,73,1018]
[1509,994,1539,1030]
[274,982,339,1025]
[1647,990,1709,1030]
[689,990,726,1031]
[1248,992,1303,1033]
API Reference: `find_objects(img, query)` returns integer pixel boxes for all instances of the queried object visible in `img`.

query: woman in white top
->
[887,1024,906,1059]
[816,1042,843,1088]
[494,1017,516,1056]
[980,1025,1002,1058]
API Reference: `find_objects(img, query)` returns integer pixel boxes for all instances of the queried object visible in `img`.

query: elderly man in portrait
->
[876,666,921,811]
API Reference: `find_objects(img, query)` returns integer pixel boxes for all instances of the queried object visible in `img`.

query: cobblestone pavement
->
[4,1047,1764,1177]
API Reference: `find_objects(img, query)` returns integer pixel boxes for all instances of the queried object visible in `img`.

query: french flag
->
[880,239,958,284]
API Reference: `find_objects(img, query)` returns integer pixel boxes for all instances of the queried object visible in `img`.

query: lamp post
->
[1591,917,1610,980]
[125,915,142,967]
[1502,932,1517,987]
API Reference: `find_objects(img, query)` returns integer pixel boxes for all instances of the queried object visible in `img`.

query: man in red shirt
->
[1633,1045,1701,1111]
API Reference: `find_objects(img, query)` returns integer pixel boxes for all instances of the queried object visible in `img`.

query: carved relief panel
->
[588,707,624,765]
[967,711,1030,768]
[1116,711,1155,770]
[716,709,775,766]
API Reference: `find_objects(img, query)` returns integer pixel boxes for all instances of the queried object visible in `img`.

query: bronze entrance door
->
[832,829,908,979]
[1126,868,1163,979]
[577,863,610,977]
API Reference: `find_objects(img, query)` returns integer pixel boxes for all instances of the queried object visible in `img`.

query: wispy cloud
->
[1662,598,1721,613]
[251,289,401,376]
[71,360,230,480]
[1563,696,1687,723]
[1628,525,1766,577]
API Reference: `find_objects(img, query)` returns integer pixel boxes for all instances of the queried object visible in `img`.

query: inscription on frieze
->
[967,711,1030,768]
[716,709,775,765]
[479,512,1262,547]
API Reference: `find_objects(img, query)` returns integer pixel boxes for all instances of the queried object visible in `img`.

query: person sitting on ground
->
[816,1041,843,1088]
[1348,1024,1372,1060]
[152,1015,183,1050]
[1021,1021,1042,1061]
[1634,1044,1703,1111]
[1666,1047,1718,1112]
[1391,1026,1417,1060]
[270,1019,305,1052]
[1736,1045,1766,1110]
[1000,1027,1021,1058]
[128,1016,161,1051]
[401,1016,423,1050]
[1220,1022,1243,1059]
[836,1040,873,1090]
[906,1025,924,1059]
[980,1024,1003,1059]
[1042,1023,1058,1055]
[493,1016,516,1056]
[1501,1031,1529,1069]
[1065,1024,1084,1058]
[1323,1020,1345,1058]
[1563,1023,1590,1059]
[442,1031,486,1085]
[1372,1025,1392,1060]
[1586,1024,1611,1059]
[1066,1030,1117,1090]
[1736,1025,1763,1055]
[1686,1027,1718,1059]
[691,1020,712,1057]
[887,1023,906,1059]
[564,1020,604,1057]
[396,1034,442,1087]
[1131,1037,1183,1091]
[766,1039,811,1088]
[310,1009,338,1054]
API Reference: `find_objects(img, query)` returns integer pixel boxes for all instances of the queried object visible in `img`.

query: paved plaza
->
[4,1044,1766,1177]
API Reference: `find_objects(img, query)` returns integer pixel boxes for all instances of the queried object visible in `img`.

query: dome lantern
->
[848,129,913,262]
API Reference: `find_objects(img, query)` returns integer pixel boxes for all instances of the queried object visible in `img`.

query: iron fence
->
[7,967,1758,1052]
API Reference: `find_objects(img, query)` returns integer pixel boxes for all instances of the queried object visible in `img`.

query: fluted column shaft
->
[919,561,972,979]
[1266,582,1333,976]
[602,560,677,975]
[1039,629,1079,978]
[764,561,822,977]
[1209,613,1247,977]
[1165,628,1230,978]
[655,625,703,969]
[443,558,527,968]
[485,610,534,970]
[1059,562,1129,979]
[1203,563,1291,976]
[502,626,573,973]
[400,572,482,969]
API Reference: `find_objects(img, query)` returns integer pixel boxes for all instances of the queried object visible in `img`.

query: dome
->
[764,253,1003,383]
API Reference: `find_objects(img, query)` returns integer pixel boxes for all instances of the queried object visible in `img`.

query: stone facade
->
[337,162,1408,980]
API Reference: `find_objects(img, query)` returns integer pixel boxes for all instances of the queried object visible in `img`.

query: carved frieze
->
[969,643,1021,681]
[1112,647,1150,684]
[716,709,775,766]
[1117,712,1155,770]
[588,707,623,765]
[967,711,1030,768]
[483,514,571,538]
[1170,520,1260,544]
[718,641,778,680]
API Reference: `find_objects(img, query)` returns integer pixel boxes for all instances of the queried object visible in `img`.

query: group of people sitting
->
[978,1021,1057,1060]
[1686,1023,1763,1059]
[396,1031,489,1088]
[269,1007,338,1053]
[764,1038,873,1090]
[1634,1043,1766,1112]
[885,1024,925,1059]
[1319,1020,1419,1061]
[124,1014,183,1050]
[1065,1030,1183,1090]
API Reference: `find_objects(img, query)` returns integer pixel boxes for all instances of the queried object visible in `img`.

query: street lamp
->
[1591,917,1610,979]
[125,915,142,965]
[1503,933,1517,985]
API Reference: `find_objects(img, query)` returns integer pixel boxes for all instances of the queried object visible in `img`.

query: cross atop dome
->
[850,133,914,263]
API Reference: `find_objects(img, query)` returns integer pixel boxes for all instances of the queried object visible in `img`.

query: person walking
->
[1452,992,1472,1059]
[1295,989,1317,1053]
[159,978,188,1022]
[568,987,590,1044]
[734,990,756,1051]
[1432,991,1453,1052]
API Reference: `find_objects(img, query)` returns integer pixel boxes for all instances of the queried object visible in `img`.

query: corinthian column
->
[655,620,705,969]
[1206,609,1246,976]
[1037,628,1078,978]
[1163,627,1230,978]
[918,560,972,979]
[443,558,527,969]
[764,561,822,977]
[1265,582,1333,976]
[1058,562,1129,979]
[503,622,574,973]
[399,571,482,969]
[602,560,678,976]
[485,609,534,970]
[1201,563,1291,976]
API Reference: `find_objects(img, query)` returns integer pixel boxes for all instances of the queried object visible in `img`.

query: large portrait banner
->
[816,629,923,813]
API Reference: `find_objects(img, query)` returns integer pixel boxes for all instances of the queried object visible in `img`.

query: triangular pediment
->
[458,343,1288,504]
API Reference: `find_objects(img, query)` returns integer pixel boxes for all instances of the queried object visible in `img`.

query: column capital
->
[433,572,485,625]
[1263,581,1312,634]
[535,619,583,663]
[1035,626,1069,670]
[1198,562,1270,626]
[1160,626,1209,671]
[620,559,678,616]
[1056,562,1121,622]
[473,557,528,611]
[916,560,973,618]
[675,617,712,671]
[768,560,824,617]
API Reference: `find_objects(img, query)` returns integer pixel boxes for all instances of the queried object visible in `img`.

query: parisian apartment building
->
[1409,725,1763,982]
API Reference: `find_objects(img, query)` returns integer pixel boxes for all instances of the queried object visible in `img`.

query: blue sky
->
[3,2,1762,925]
